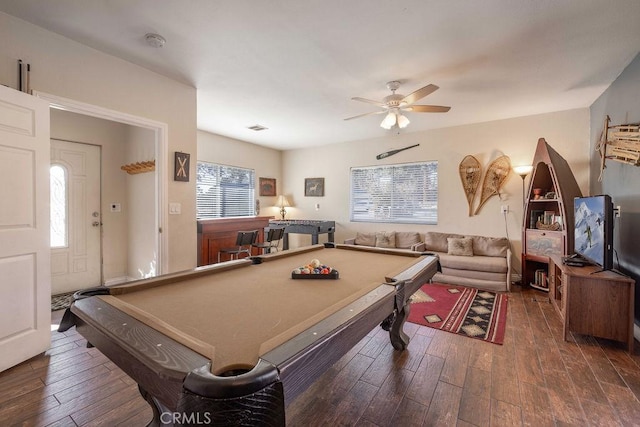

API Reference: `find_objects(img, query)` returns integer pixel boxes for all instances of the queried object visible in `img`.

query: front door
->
[50,140,102,294]
[0,85,51,372]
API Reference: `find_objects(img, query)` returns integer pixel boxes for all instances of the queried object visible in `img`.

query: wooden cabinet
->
[549,255,635,352]
[197,216,273,266]
[522,138,582,291]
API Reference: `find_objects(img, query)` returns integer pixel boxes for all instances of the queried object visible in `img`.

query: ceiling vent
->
[247,124,268,131]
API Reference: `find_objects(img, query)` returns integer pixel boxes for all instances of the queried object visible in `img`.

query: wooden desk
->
[548,255,635,352]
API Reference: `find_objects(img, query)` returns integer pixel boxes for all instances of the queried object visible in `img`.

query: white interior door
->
[51,140,102,294]
[0,85,51,373]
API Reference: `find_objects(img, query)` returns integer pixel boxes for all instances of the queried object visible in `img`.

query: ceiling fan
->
[345,81,451,129]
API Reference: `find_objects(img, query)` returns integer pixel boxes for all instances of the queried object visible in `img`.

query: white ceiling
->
[1,0,639,150]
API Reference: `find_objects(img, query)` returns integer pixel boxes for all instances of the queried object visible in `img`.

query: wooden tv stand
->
[548,255,635,352]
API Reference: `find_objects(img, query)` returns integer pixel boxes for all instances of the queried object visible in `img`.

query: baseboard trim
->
[104,276,129,286]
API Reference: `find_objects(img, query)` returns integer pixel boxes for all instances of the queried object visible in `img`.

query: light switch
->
[169,202,181,215]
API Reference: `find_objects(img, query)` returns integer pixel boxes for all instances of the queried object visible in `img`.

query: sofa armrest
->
[344,238,356,245]
[411,242,426,252]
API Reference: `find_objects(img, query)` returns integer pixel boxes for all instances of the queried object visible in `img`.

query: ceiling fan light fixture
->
[346,81,450,128]
[380,112,397,129]
[397,114,410,129]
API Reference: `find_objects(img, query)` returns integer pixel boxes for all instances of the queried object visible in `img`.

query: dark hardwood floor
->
[2,285,640,426]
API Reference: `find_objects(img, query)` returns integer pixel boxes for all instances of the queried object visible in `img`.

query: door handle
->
[92,221,101,227]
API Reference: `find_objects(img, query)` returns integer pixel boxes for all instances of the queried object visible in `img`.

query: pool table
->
[59,244,438,426]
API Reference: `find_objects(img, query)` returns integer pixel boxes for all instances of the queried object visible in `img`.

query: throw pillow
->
[473,236,508,257]
[447,237,473,256]
[354,232,376,246]
[375,231,396,248]
[424,232,463,253]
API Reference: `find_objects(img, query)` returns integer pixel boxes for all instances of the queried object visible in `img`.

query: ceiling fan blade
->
[344,110,386,121]
[351,97,387,108]
[401,84,439,105]
[405,104,451,113]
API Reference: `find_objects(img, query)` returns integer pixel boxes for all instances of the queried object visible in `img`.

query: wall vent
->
[247,124,268,131]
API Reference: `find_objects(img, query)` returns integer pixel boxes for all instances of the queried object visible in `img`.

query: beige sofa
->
[344,230,511,292]
[423,231,511,292]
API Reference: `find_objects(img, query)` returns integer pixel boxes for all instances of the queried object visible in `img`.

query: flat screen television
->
[573,195,614,270]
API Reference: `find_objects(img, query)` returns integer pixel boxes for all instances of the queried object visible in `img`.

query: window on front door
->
[50,164,68,248]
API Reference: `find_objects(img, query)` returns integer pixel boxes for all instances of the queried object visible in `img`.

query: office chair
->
[252,227,285,254]
[217,230,258,263]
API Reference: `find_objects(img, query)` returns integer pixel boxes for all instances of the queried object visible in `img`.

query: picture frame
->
[174,152,190,182]
[259,177,276,196]
[305,177,324,197]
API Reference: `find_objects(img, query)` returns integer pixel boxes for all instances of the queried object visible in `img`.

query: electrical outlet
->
[615,205,621,218]
[501,205,509,214]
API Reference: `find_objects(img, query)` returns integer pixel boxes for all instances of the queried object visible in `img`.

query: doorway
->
[35,91,169,283]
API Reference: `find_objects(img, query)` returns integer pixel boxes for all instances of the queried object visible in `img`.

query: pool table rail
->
[68,296,210,411]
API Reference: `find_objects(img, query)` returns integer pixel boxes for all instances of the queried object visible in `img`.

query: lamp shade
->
[513,165,533,177]
[397,114,410,129]
[276,195,290,208]
[380,112,397,130]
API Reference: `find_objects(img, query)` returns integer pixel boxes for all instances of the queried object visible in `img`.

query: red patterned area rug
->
[408,283,508,345]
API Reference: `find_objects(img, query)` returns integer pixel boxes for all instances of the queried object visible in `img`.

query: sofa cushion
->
[472,235,509,257]
[438,253,507,273]
[440,266,506,282]
[395,231,421,249]
[434,273,507,293]
[424,232,464,253]
[354,232,376,246]
[375,231,396,248]
[447,237,473,256]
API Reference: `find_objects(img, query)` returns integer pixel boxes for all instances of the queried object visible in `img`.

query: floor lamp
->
[513,165,533,285]
[513,165,533,207]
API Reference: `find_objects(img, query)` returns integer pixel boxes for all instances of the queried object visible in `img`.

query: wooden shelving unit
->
[521,138,582,290]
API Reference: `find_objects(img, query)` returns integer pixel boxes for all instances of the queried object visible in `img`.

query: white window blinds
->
[350,161,438,224]
[196,162,255,219]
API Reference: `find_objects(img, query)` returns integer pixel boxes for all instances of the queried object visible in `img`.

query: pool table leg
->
[138,384,166,427]
[380,287,412,351]
[389,301,411,350]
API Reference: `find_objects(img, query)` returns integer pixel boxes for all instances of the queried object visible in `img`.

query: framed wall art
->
[174,152,190,182]
[304,177,324,197]
[259,177,276,196]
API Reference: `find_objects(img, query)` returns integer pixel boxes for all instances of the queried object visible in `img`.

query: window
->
[350,161,438,224]
[196,162,255,219]
[50,164,68,247]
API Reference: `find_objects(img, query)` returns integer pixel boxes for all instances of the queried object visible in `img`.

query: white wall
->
[0,12,197,273]
[197,130,283,219]
[125,126,157,280]
[283,108,590,273]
